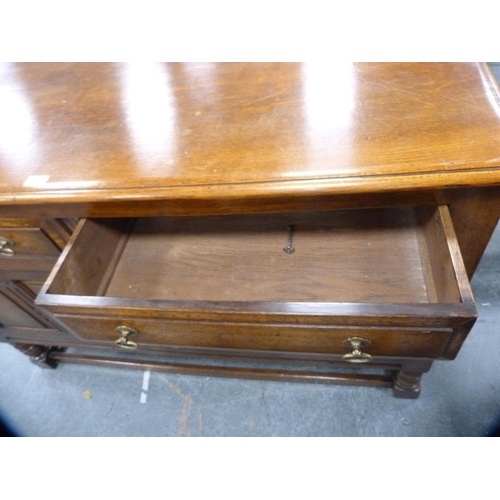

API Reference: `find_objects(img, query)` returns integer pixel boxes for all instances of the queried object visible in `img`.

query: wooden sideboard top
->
[1,62,500,214]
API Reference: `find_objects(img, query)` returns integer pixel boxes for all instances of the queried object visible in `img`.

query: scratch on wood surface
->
[243,90,287,106]
[369,79,425,99]
[370,78,468,107]
[156,374,194,436]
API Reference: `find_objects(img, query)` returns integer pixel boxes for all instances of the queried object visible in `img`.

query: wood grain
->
[54,313,454,358]
[447,186,500,278]
[0,63,500,214]
[106,208,429,304]
[42,206,470,307]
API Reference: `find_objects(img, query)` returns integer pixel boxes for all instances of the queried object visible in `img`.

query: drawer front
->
[0,326,72,344]
[0,291,45,328]
[0,281,61,331]
[55,314,454,359]
[0,226,60,277]
[0,227,60,257]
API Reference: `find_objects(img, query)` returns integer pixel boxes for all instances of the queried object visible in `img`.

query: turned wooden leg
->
[13,344,62,369]
[392,370,423,399]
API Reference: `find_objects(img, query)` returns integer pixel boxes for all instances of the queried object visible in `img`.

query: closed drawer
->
[0,289,45,328]
[0,280,64,343]
[36,206,477,361]
[0,220,60,279]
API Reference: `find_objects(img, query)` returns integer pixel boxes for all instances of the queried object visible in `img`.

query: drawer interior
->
[43,206,470,305]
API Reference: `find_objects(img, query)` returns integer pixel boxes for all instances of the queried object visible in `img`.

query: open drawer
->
[36,206,477,362]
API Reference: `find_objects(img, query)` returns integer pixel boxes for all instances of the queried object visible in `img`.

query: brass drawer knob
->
[0,236,15,256]
[115,325,139,350]
[342,337,372,363]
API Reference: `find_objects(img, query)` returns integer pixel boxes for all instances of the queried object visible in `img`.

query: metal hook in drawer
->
[283,225,295,254]
[342,337,372,363]
[115,325,139,350]
[0,236,15,256]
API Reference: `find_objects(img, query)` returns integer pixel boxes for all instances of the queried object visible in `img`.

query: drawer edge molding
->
[36,294,477,328]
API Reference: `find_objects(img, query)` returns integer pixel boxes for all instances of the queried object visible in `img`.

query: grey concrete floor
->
[1,65,500,437]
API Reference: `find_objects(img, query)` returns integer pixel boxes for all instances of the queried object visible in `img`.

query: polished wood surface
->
[44,312,455,359]
[1,63,500,214]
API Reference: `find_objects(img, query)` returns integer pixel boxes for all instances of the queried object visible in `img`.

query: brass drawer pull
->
[0,236,15,256]
[342,337,372,363]
[115,325,139,350]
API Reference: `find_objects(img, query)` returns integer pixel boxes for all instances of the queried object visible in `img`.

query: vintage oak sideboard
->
[1,62,500,398]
